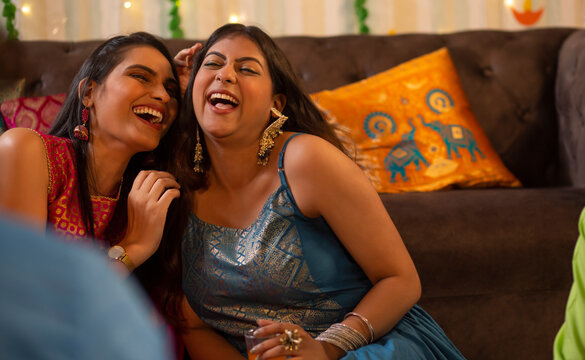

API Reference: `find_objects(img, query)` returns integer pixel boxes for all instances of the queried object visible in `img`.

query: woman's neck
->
[86,141,131,197]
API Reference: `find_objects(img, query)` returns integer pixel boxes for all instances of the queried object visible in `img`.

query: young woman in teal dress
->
[173,23,467,359]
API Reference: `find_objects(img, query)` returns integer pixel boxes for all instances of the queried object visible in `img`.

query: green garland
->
[354,0,369,34]
[168,0,184,39]
[2,0,18,40]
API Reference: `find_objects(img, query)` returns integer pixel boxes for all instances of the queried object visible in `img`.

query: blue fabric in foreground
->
[0,214,171,360]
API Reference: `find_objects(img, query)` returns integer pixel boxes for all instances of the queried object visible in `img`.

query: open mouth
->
[208,92,240,109]
[133,106,163,124]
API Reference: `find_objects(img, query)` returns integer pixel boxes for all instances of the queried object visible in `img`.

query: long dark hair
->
[49,32,194,326]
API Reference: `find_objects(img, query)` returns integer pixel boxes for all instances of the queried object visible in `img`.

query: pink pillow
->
[1,93,66,134]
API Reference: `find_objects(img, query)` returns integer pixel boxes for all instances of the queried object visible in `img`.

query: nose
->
[152,82,171,103]
[216,66,236,84]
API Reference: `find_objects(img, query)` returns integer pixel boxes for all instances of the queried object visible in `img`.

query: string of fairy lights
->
[1,0,551,41]
[0,0,369,40]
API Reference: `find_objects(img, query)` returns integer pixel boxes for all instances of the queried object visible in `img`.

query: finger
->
[191,43,202,54]
[131,170,152,192]
[256,344,287,360]
[158,188,181,209]
[140,171,177,193]
[257,319,277,327]
[173,47,193,65]
[251,337,284,359]
[149,177,181,199]
[254,322,285,338]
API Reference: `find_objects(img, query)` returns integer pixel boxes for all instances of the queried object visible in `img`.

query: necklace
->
[90,177,124,200]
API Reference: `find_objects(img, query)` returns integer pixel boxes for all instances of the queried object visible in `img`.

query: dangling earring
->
[193,126,204,173]
[74,106,89,141]
[257,107,288,166]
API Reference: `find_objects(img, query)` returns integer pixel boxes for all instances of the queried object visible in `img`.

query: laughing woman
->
[0,32,186,273]
[175,24,467,360]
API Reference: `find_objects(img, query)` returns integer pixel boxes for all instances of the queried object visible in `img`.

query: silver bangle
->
[344,311,375,343]
[315,322,368,353]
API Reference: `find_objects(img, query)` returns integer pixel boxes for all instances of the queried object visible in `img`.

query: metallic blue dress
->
[182,134,466,359]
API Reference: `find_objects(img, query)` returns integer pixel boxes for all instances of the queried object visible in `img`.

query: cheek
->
[192,75,207,104]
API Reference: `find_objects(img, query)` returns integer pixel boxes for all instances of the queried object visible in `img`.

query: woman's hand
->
[174,43,202,97]
[119,170,180,268]
[251,320,345,360]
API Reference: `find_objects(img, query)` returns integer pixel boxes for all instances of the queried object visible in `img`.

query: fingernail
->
[253,329,261,336]
[250,345,259,354]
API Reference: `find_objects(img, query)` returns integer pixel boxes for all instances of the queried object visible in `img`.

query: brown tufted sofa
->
[2,28,585,359]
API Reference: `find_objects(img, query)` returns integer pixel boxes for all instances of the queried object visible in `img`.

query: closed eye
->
[130,73,149,81]
[203,61,221,68]
[241,67,259,75]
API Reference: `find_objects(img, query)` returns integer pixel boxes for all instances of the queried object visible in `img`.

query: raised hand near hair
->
[118,170,181,269]
[174,43,202,97]
[251,319,344,360]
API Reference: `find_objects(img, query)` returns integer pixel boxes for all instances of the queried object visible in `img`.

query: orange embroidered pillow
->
[310,47,521,193]
[1,93,66,134]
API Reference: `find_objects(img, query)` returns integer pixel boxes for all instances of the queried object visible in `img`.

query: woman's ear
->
[272,94,286,113]
[78,78,95,108]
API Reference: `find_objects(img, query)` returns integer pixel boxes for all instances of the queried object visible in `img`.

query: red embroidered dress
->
[36,131,119,245]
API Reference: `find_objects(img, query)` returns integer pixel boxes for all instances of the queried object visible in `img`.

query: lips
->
[133,105,164,124]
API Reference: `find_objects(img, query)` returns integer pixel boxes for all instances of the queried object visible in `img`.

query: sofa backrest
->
[0,28,577,187]
[555,29,585,188]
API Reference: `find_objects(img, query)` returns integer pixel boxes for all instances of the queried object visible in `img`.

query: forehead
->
[206,35,266,62]
[113,46,173,76]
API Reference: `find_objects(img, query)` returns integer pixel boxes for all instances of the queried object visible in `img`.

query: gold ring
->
[280,329,302,351]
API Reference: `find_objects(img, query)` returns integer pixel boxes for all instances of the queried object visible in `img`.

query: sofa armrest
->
[556,30,585,187]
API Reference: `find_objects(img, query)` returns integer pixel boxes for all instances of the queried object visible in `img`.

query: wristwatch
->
[107,245,135,271]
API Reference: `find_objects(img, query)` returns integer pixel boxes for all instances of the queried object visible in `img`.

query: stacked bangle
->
[315,323,368,353]
[344,312,375,343]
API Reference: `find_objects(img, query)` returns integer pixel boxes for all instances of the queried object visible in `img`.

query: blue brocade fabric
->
[182,134,466,359]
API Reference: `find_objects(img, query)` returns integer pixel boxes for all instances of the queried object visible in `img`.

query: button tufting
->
[483,66,494,77]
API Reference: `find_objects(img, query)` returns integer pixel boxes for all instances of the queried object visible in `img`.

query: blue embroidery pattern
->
[363,111,396,139]
[426,89,454,114]
[384,118,429,182]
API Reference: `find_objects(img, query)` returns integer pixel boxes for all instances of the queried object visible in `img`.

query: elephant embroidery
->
[384,118,429,183]
[419,114,485,162]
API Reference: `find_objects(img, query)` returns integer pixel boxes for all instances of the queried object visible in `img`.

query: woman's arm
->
[0,128,49,231]
[283,134,421,341]
[180,296,246,360]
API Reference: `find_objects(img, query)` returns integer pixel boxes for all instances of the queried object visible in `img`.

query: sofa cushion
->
[1,93,66,134]
[555,29,585,188]
[0,78,26,135]
[311,48,520,193]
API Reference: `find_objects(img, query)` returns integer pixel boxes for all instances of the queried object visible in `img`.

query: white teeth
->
[133,106,163,124]
[210,92,239,105]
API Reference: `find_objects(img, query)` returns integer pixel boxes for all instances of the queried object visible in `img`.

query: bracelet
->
[315,323,368,353]
[344,312,375,343]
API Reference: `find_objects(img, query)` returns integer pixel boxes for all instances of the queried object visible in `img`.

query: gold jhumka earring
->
[193,126,204,173]
[257,107,288,166]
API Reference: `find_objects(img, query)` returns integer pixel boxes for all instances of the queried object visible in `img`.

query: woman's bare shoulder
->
[0,128,48,176]
[0,128,45,150]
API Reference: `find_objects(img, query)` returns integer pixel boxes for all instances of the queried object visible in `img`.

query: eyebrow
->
[126,64,157,75]
[205,51,264,69]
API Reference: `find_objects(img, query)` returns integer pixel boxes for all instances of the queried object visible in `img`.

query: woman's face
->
[87,45,179,152]
[192,35,281,143]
